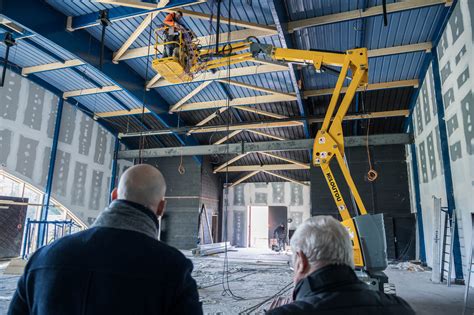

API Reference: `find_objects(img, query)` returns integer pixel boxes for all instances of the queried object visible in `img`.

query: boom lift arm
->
[250,42,370,267]
[153,39,388,274]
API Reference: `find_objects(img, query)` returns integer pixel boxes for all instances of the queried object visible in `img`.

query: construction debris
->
[390,262,426,272]
[192,242,234,256]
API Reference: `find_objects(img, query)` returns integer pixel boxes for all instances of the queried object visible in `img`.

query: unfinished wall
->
[0,69,116,225]
[144,157,219,249]
[224,182,311,247]
[409,0,473,274]
[311,145,414,260]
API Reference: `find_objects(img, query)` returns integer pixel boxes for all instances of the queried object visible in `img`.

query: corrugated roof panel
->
[46,0,117,16]
[0,41,58,67]
[34,68,97,91]
[73,93,128,113]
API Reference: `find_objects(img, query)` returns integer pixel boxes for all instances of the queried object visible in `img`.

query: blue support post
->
[37,97,64,248]
[109,136,120,203]
[408,121,426,263]
[431,49,463,281]
[21,218,30,259]
[403,0,457,130]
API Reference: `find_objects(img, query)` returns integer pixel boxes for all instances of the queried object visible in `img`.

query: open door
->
[268,206,287,248]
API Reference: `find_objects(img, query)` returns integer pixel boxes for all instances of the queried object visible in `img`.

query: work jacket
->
[267,264,415,315]
[8,200,203,315]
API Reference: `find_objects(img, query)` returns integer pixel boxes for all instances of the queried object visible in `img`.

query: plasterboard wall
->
[0,69,116,225]
[409,0,473,274]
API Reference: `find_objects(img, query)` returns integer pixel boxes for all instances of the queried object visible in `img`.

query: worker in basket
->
[162,11,184,58]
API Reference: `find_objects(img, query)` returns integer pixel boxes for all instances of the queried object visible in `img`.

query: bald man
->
[9,164,203,315]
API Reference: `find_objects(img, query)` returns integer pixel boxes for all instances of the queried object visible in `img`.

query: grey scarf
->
[92,200,159,240]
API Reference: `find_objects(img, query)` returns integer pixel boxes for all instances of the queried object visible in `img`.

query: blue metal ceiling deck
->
[1,0,454,181]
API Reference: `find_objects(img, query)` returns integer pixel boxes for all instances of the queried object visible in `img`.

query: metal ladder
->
[463,214,474,315]
[440,207,456,286]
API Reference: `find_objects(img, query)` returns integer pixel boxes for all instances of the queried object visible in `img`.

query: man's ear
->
[296,251,310,274]
[155,199,166,217]
[111,188,118,201]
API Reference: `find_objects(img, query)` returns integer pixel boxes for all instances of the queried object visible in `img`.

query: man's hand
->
[268,296,293,310]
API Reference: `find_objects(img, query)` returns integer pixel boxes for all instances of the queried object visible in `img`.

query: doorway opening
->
[247,206,288,249]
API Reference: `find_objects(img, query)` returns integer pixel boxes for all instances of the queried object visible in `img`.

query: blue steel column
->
[408,120,426,263]
[432,49,463,281]
[109,136,120,203]
[37,97,64,248]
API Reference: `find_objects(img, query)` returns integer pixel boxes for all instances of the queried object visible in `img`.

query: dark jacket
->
[267,264,415,315]
[274,226,286,239]
[8,200,203,315]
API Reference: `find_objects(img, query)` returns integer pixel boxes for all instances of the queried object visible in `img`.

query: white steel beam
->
[216,164,309,172]
[118,28,276,61]
[21,59,84,76]
[170,81,212,112]
[213,130,243,145]
[246,129,286,141]
[187,120,303,134]
[368,42,432,58]
[232,106,289,120]
[217,79,295,98]
[287,0,451,32]
[63,85,122,99]
[258,152,309,169]
[113,12,159,63]
[150,64,289,88]
[262,170,309,186]
[303,79,419,98]
[214,152,249,173]
[174,94,297,112]
[229,171,261,187]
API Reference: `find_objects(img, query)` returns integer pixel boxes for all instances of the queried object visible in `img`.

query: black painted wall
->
[310,144,415,260]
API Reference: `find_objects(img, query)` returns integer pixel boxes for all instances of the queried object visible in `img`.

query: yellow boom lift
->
[153,36,388,289]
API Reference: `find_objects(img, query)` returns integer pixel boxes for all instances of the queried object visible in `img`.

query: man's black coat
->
[267,264,415,315]
[8,201,202,315]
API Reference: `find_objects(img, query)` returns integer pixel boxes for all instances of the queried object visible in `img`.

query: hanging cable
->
[1,32,16,88]
[98,10,111,71]
[220,0,244,301]
[138,16,155,163]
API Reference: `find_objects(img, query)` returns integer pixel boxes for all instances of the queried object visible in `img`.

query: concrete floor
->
[0,249,466,314]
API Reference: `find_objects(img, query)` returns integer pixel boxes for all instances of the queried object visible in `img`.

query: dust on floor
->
[0,249,466,314]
